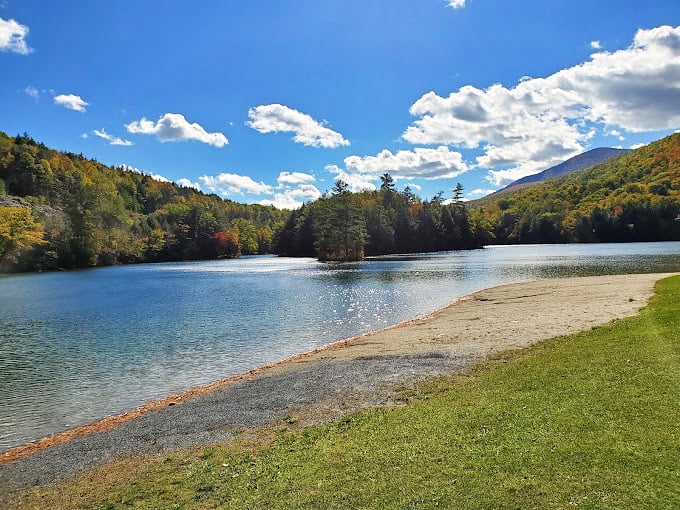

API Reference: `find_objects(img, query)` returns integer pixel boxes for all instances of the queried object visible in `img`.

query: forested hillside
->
[0,132,491,272]
[473,133,680,243]
[0,132,288,272]
[3,130,678,273]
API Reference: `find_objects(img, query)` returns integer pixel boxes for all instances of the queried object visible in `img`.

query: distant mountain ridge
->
[496,147,632,196]
[470,133,680,244]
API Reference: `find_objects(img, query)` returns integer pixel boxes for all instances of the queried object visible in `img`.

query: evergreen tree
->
[316,181,366,261]
[453,182,465,204]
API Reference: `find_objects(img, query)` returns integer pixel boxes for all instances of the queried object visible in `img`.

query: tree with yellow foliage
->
[0,206,45,268]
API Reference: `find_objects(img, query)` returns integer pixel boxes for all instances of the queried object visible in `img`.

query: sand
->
[0,272,675,501]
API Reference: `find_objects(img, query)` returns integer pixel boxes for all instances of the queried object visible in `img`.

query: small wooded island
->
[1,131,679,272]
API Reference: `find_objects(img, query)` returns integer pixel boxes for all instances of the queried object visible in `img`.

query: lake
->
[1,242,679,452]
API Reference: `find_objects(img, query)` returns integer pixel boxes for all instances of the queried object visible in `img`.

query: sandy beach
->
[0,272,675,501]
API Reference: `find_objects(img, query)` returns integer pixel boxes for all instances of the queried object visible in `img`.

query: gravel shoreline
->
[0,273,674,502]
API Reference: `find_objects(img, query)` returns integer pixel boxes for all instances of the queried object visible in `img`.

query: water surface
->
[1,242,679,452]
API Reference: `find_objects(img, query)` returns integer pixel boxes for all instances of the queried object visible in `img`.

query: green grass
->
[24,276,680,509]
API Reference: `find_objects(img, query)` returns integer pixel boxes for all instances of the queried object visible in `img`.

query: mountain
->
[471,133,680,244]
[501,147,632,193]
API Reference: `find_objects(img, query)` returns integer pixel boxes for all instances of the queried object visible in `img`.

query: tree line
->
[0,132,492,272]
[276,175,492,261]
[3,130,677,273]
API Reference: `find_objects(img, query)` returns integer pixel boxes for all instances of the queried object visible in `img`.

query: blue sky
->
[2,1,679,208]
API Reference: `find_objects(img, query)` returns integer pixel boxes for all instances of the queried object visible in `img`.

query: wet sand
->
[0,273,674,501]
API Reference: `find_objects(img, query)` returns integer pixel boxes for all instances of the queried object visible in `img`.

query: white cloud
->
[81,133,88,139]
[344,146,469,180]
[260,184,322,210]
[322,145,472,193]
[630,142,647,149]
[126,113,228,147]
[198,170,319,209]
[404,25,680,185]
[0,17,32,54]
[590,40,602,49]
[247,104,349,148]
[326,146,470,193]
[119,164,168,183]
[443,196,471,204]
[93,129,133,146]
[277,171,316,185]
[565,25,680,131]
[120,164,142,173]
[259,194,301,210]
[199,173,272,196]
[54,94,89,112]
[606,129,625,141]
[24,86,39,99]
[447,0,467,8]
[325,164,377,192]
[176,178,201,191]
[484,170,521,187]
[467,188,497,198]
[289,183,323,200]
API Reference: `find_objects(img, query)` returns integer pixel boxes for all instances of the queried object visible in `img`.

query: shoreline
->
[0,293,474,465]
[1,272,676,499]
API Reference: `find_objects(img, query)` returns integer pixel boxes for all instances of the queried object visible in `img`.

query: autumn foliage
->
[0,132,287,272]
[471,133,680,243]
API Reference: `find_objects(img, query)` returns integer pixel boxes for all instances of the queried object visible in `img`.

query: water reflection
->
[0,242,679,451]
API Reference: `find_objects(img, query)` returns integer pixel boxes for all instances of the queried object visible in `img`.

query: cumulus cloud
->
[150,173,170,183]
[126,113,228,147]
[120,164,141,173]
[590,40,602,49]
[93,129,133,146]
[198,170,320,209]
[323,146,470,192]
[447,0,467,8]
[277,171,316,185]
[0,17,32,54]
[467,188,497,198]
[289,183,322,200]
[404,25,680,186]
[260,184,322,210]
[54,94,89,112]
[247,104,349,148]
[199,173,272,196]
[259,194,302,210]
[630,142,647,149]
[176,178,201,191]
[325,164,377,192]
[345,146,469,180]
[119,164,168,183]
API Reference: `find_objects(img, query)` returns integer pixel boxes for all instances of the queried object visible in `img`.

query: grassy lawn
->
[23,275,680,509]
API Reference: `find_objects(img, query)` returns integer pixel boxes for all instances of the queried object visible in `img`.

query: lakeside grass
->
[22,275,680,509]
